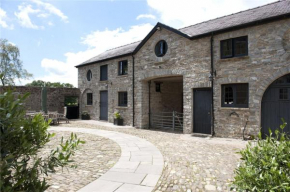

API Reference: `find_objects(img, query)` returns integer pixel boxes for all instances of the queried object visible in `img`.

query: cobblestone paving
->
[41,131,121,192]
[58,121,247,192]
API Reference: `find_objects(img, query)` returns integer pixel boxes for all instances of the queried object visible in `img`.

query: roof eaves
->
[188,12,290,40]
[75,52,133,68]
[133,22,191,54]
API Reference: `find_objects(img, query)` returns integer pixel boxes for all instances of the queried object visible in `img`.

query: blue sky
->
[1,0,275,87]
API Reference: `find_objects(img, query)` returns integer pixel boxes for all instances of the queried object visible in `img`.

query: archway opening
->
[144,75,183,131]
[261,73,290,138]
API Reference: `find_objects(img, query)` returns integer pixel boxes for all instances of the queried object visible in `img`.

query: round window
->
[155,40,168,57]
[87,70,92,81]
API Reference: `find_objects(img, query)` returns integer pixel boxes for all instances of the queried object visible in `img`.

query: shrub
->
[114,112,122,119]
[232,119,290,192]
[81,111,90,120]
[0,90,84,191]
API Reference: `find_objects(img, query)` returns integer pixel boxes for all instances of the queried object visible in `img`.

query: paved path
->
[50,127,164,192]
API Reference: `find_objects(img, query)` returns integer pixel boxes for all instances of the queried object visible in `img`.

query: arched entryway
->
[261,74,290,137]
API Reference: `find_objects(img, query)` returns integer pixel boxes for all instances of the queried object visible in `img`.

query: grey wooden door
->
[261,74,290,138]
[100,91,108,121]
[194,89,212,134]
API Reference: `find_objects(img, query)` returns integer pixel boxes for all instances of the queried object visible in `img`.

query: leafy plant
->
[0,90,84,191]
[81,111,90,120]
[114,112,122,119]
[232,119,290,192]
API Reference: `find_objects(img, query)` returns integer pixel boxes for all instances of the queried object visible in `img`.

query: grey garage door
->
[193,89,212,134]
[100,91,108,121]
[261,74,290,138]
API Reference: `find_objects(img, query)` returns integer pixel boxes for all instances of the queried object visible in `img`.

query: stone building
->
[76,0,290,138]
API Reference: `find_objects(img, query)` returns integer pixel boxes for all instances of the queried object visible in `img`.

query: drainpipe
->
[148,81,151,129]
[211,33,215,136]
[132,55,135,127]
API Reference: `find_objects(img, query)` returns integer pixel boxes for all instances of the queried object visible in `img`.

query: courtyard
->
[46,120,247,192]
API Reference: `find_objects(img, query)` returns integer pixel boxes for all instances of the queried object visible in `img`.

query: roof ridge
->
[105,40,142,52]
[178,0,283,31]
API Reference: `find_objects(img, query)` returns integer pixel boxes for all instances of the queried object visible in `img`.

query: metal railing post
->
[173,111,175,131]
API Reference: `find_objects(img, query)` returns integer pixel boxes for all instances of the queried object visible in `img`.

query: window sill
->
[117,75,128,78]
[218,55,249,62]
[99,80,108,83]
[85,105,93,107]
[116,106,128,109]
[219,107,249,111]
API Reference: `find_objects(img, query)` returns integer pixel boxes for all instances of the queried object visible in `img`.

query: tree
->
[0,90,84,191]
[26,80,74,88]
[0,39,32,86]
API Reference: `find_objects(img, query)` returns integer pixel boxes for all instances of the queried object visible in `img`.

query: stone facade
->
[0,86,80,114]
[78,56,133,125]
[78,18,290,138]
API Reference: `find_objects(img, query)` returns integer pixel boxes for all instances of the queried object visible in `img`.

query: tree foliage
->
[0,90,84,191]
[25,80,74,88]
[232,119,290,192]
[0,39,32,86]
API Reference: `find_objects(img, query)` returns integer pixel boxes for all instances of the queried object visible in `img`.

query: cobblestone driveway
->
[58,121,247,192]
[41,131,121,192]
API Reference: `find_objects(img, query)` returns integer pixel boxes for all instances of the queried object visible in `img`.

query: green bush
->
[232,119,290,192]
[114,112,122,119]
[0,90,84,191]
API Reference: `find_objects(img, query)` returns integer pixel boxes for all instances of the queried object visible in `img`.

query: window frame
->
[100,65,108,81]
[87,93,93,105]
[86,70,92,81]
[221,83,249,108]
[118,60,128,76]
[221,36,248,59]
[155,40,168,57]
[118,92,128,107]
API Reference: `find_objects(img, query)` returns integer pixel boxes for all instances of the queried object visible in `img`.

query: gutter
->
[210,33,215,136]
[132,55,135,127]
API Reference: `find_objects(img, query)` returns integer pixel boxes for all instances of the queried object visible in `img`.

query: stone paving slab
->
[49,127,164,192]
[41,131,121,192]
[59,121,247,192]
[115,184,154,192]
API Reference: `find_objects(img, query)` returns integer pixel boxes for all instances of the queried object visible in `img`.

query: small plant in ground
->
[114,111,122,119]
[231,119,290,192]
[81,111,90,120]
[0,90,84,191]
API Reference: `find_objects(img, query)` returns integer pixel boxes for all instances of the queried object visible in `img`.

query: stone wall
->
[150,81,183,114]
[0,86,80,114]
[78,17,290,138]
[78,56,133,125]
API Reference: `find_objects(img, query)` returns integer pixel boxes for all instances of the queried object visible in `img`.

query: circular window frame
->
[86,70,92,81]
[155,40,168,57]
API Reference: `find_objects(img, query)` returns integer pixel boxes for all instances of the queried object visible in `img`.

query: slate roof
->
[76,0,290,68]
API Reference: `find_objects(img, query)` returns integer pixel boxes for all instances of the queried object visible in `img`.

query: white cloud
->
[37,23,154,87]
[136,14,156,20]
[0,8,14,29]
[31,0,68,23]
[147,0,276,28]
[14,0,68,29]
[15,4,42,29]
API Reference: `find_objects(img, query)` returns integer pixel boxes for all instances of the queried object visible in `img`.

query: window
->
[156,83,161,92]
[222,84,248,108]
[279,88,288,100]
[100,65,108,81]
[221,36,248,59]
[87,70,92,81]
[118,92,128,107]
[155,40,168,57]
[118,60,128,75]
[87,93,93,105]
